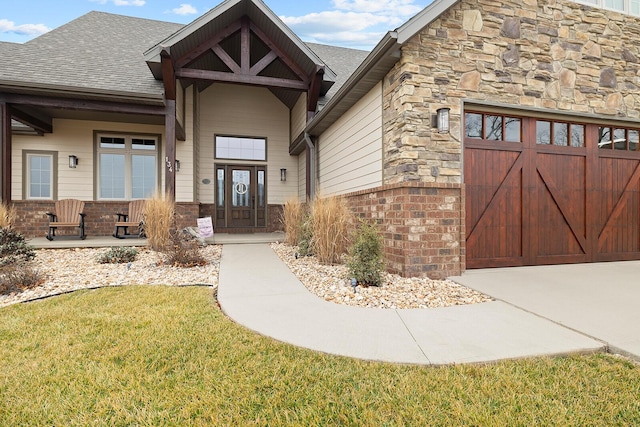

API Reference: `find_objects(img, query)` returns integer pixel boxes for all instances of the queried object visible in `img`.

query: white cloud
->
[332,0,423,16]
[280,0,428,49]
[114,0,146,5]
[172,4,198,15]
[0,19,50,36]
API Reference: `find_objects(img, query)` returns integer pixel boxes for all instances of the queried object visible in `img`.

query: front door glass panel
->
[232,170,251,207]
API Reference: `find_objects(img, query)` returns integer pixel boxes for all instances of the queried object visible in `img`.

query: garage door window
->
[465,113,521,142]
[536,120,585,147]
[598,127,640,151]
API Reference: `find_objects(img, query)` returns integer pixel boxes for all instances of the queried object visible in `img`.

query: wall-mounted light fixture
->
[175,159,181,172]
[68,155,78,168]
[280,168,287,182]
[436,107,451,134]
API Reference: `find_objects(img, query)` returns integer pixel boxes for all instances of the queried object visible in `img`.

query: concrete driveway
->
[450,261,640,361]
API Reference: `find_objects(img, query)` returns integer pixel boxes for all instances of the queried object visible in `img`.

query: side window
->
[24,151,56,200]
[97,134,158,200]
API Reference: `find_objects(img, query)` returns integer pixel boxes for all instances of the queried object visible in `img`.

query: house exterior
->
[2,0,640,279]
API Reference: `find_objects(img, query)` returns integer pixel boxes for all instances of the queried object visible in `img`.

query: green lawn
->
[0,286,638,426]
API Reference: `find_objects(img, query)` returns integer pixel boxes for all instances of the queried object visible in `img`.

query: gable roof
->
[144,0,336,91]
[306,0,459,136]
[0,12,182,104]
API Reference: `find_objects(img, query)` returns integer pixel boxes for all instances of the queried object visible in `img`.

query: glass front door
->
[215,165,266,228]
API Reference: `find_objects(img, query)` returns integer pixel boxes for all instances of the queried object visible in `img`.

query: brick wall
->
[13,200,200,238]
[344,182,464,279]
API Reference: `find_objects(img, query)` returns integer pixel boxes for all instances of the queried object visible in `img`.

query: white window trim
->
[95,133,160,200]
[575,0,640,16]
[23,151,56,200]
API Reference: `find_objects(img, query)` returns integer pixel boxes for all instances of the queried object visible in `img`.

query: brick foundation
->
[13,200,200,238]
[198,203,284,233]
[344,183,465,279]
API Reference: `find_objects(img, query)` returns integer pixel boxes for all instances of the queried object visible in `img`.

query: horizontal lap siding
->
[290,93,306,141]
[13,119,164,201]
[298,152,306,201]
[318,82,383,196]
[176,85,195,202]
[198,83,296,205]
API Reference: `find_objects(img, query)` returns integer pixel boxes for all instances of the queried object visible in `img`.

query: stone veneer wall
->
[380,0,640,275]
[12,201,200,238]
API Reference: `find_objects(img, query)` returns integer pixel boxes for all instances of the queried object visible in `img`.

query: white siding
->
[298,151,306,201]
[13,119,164,201]
[291,93,307,141]
[317,81,383,196]
[176,84,195,202]
[198,83,297,205]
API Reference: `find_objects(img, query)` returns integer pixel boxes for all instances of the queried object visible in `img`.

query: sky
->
[0,0,433,50]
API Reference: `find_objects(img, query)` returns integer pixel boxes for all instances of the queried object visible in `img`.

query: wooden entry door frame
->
[215,164,267,229]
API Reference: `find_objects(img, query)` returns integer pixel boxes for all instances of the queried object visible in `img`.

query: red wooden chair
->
[45,199,86,240]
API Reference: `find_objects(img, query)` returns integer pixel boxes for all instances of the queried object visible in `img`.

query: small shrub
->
[297,215,314,257]
[0,263,44,295]
[346,220,385,286]
[282,198,304,246]
[0,202,16,229]
[0,228,35,268]
[145,193,175,252]
[309,194,352,264]
[97,246,138,264]
[163,230,208,267]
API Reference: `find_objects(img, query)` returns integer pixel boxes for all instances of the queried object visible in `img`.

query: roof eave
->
[0,80,166,105]
[305,32,400,136]
[396,0,460,44]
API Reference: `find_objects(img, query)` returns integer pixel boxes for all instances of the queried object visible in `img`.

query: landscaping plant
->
[297,214,314,257]
[144,193,175,252]
[0,202,16,229]
[309,194,353,264]
[347,219,385,286]
[0,227,43,294]
[282,197,304,246]
[163,229,208,267]
[97,247,138,264]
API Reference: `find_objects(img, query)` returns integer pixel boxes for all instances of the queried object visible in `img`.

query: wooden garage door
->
[464,112,640,268]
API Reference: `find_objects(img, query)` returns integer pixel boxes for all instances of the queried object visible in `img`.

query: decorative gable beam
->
[176,68,308,90]
[175,21,243,69]
[250,51,278,76]
[249,21,309,85]
[173,16,315,93]
[307,65,325,120]
[161,49,177,101]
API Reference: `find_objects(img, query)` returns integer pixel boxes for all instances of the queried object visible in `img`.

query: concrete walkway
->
[451,262,640,362]
[217,244,604,365]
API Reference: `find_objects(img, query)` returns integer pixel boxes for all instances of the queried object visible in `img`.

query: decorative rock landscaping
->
[271,243,491,309]
[0,243,490,310]
[0,245,222,308]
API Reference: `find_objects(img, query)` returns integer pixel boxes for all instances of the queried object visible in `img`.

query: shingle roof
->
[305,43,369,109]
[0,12,183,102]
[0,10,369,108]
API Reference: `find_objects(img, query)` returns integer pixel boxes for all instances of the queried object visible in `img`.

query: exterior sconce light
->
[175,159,180,172]
[280,168,287,181]
[68,155,78,168]
[436,107,451,134]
